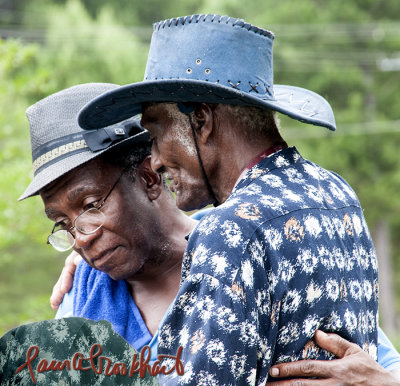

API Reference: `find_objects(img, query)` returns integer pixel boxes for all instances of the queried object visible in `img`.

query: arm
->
[157,272,265,385]
[156,219,275,384]
[268,330,400,385]
[50,250,82,310]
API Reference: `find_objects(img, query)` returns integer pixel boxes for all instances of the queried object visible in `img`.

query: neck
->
[125,204,196,288]
[124,197,197,335]
[210,135,275,203]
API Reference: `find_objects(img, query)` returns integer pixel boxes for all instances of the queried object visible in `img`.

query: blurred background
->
[0,0,399,346]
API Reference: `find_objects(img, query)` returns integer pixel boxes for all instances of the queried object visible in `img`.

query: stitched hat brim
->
[78,80,336,132]
[18,130,150,201]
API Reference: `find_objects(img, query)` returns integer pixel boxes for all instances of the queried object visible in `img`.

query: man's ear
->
[136,156,163,201]
[192,103,216,145]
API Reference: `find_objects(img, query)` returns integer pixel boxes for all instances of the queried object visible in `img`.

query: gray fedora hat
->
[78,14,336,132]
[19,83,150,201]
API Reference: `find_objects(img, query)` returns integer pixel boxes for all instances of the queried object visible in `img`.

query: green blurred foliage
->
[0,0,399,344]
[0,37,63,334]
[41,0,149,87]
[0,0,150,335]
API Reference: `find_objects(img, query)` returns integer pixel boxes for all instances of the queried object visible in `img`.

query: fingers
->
[269,359,334,380]
[60,251,80,293]
[50,276,63,310]
[60,251,81,292]
[314,330,361,358]
[72,251,83,266]
[268,379,335,386]
[268,331,364,382]
[50,251,81,309]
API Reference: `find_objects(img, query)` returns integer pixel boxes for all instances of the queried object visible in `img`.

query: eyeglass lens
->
[48,230,75,252]
[75,208,106,233]
[48,208,106,251]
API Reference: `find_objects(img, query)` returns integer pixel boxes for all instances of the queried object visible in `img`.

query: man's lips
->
[89,246,119,269]
[167,178,178,193]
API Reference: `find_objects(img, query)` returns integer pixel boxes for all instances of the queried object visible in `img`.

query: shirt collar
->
[233,144,287,187]
[232,146,302,193]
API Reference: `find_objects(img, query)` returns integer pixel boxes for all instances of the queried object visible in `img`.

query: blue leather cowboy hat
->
[19,83,149,201]
[78,14,336,132]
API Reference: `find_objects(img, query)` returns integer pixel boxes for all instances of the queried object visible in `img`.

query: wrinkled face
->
[40,158,154,280]
[141,103,212,211]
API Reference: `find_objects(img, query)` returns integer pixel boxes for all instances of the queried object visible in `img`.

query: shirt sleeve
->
[157,268,271,385]
[377,327,400,371]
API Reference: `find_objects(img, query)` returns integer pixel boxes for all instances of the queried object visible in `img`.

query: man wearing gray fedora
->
[19,82,197,364]
[78,15,382,384]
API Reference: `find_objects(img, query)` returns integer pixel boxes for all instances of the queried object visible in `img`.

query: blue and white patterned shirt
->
[158,147,378,385]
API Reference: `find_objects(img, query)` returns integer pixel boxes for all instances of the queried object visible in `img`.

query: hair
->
[166,102,283,143]
[99,141,152,182]
[220,104,282,141]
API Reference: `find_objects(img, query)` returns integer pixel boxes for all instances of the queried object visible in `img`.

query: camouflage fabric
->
[0,317,159,385]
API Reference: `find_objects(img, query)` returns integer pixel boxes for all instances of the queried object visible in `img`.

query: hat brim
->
[78,80,336,132]
[19,130,150,201]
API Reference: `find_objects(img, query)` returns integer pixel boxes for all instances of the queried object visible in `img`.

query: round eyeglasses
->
[47,171,125,252]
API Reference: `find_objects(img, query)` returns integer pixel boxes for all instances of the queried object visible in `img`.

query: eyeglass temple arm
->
[98,167,128,209]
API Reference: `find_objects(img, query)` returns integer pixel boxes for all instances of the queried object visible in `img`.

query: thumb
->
[73,251,83,266]
[314,330,360,358]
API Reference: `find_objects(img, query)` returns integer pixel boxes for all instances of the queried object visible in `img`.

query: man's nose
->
[150,146,164,173]
[74,228,102,249]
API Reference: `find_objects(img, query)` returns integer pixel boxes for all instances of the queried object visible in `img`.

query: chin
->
[103,267,129,280]
[108,267,142,281]
[176,195,213,212]
[105,272,118,280]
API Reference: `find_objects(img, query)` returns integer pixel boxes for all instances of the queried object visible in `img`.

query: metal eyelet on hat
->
[196,59,202,65]
[186,68,192,74]
[114,128,125,135]
[205,68,211,74]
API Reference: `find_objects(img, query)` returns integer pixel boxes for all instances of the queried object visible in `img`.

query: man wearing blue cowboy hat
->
[77,15,380,384]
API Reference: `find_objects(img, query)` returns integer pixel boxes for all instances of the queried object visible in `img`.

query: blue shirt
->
[56,262,159,362]
[157,147,379,385]
[378,328,400,371]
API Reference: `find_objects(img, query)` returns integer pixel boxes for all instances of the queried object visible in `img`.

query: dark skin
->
[140,102,214,210]
[41,157,196,335]
[269,330,400,385]
[141,102,275,210]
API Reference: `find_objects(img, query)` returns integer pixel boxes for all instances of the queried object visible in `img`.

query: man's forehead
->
[141,102,176,116]
[141,104,163,130]
[40,158,112,200]
[142,102,161,115]
[141,102,182,131]
[142,101,158,110]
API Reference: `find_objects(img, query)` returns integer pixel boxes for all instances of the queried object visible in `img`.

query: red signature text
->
[15,344,184,384]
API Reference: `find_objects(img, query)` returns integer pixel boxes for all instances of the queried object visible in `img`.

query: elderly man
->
[78,15,381,384]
